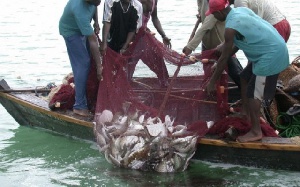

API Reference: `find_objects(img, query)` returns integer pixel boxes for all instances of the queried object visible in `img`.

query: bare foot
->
[236,131,262,143]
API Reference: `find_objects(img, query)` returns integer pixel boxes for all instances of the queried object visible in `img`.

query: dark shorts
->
[240,62,279,101]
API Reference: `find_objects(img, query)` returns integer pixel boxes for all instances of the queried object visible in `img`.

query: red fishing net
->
[48,31,278,138]
[94,35,228,123]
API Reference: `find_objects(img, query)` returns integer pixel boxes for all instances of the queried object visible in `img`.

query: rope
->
[276,113,300,137]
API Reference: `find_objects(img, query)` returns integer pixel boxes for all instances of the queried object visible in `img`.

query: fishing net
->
[48,29,279,139]
[94,32,228,131]
[46,34,242,135]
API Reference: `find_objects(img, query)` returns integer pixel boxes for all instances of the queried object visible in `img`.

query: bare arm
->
[182,15,218,56]
[88,33,102,80]
[151,0,171,48]
[120,31,135,54]
[188,16,202,43]
[206,28,237,94]
[100,22,111,56]
[93,8,100,35]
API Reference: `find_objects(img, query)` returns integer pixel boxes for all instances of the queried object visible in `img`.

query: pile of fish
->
[93,109,198,172]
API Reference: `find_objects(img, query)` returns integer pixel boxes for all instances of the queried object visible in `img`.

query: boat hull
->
[196,141,300,171]
[0,92,94,141]
[1,77,300,171]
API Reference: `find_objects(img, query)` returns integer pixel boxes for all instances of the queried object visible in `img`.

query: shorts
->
[240,62,279,101]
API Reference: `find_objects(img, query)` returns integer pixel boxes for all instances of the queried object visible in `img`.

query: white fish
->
[128,109,140,120]
[167,126,174,133]
[138,114,145,124]
[174,124,187,131]
[173,136,198,153]
[146,123,167,137]
[98,109,113,123]
[128,160,145,170]
[172,128,188,137]
[109,154,121,167]
[116,115,128,126]
[96,132,107,148]
[128,120,144,130]
[164,115,175,127]
[171,136,194,145]
[154,158,175,173]
[182,151,195,171]
[173,153,183,171]
[206,121,215,129]
[104,150,113,164]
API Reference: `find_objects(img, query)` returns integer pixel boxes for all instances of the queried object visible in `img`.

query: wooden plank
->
[198,138,300,151]
[262,137,295,144]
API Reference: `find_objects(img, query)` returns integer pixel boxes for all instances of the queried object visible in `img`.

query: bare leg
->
[237,98,263,142]
[230,77,248,119]
[240,77,249,118]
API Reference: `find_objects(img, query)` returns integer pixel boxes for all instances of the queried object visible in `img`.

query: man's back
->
[59,0,96,37]
[226,7,289,76]
[234,0,285,25]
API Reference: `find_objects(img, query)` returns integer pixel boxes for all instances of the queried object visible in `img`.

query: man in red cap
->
[205,0,289,142]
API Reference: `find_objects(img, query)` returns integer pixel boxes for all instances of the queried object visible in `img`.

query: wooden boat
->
[1,77,300,171]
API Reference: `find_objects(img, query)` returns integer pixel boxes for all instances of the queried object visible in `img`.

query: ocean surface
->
[1,0,300,186]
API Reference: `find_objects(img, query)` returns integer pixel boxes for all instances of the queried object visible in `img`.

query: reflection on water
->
[0,0,300,186]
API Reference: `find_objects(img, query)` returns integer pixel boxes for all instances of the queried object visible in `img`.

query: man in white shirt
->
[229,0,291,42]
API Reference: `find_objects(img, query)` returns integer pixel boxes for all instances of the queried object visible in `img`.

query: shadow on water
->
[103,166,238,187]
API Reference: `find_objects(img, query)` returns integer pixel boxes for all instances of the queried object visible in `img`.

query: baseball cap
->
[205,0,229,16]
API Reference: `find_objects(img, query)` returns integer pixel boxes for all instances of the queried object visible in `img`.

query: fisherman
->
[182,0,243,89]
[59,0,103,117]
[205,0,289,142]
[229,0,291,42]
[126,0,171,87]
[100,0,143,55]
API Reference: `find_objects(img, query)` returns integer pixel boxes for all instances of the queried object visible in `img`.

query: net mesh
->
[48,31,278,138]
[94,39,228,127]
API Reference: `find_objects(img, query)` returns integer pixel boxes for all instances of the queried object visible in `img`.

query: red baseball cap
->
[205,0,229,16]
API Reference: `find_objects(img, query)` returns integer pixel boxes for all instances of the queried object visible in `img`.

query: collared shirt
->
[187,0,225,50]
[226,8,289,76]
[59,0,96,37]
[234,0,285,25]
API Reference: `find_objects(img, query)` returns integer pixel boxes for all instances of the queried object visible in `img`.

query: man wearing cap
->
[205,0,289,142]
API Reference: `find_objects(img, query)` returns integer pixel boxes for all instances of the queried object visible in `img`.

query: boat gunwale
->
[1,92,300,152]
[0,92,93,128]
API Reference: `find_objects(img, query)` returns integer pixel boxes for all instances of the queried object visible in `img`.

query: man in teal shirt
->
[59,0,102,116]
[205,0,289,142]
